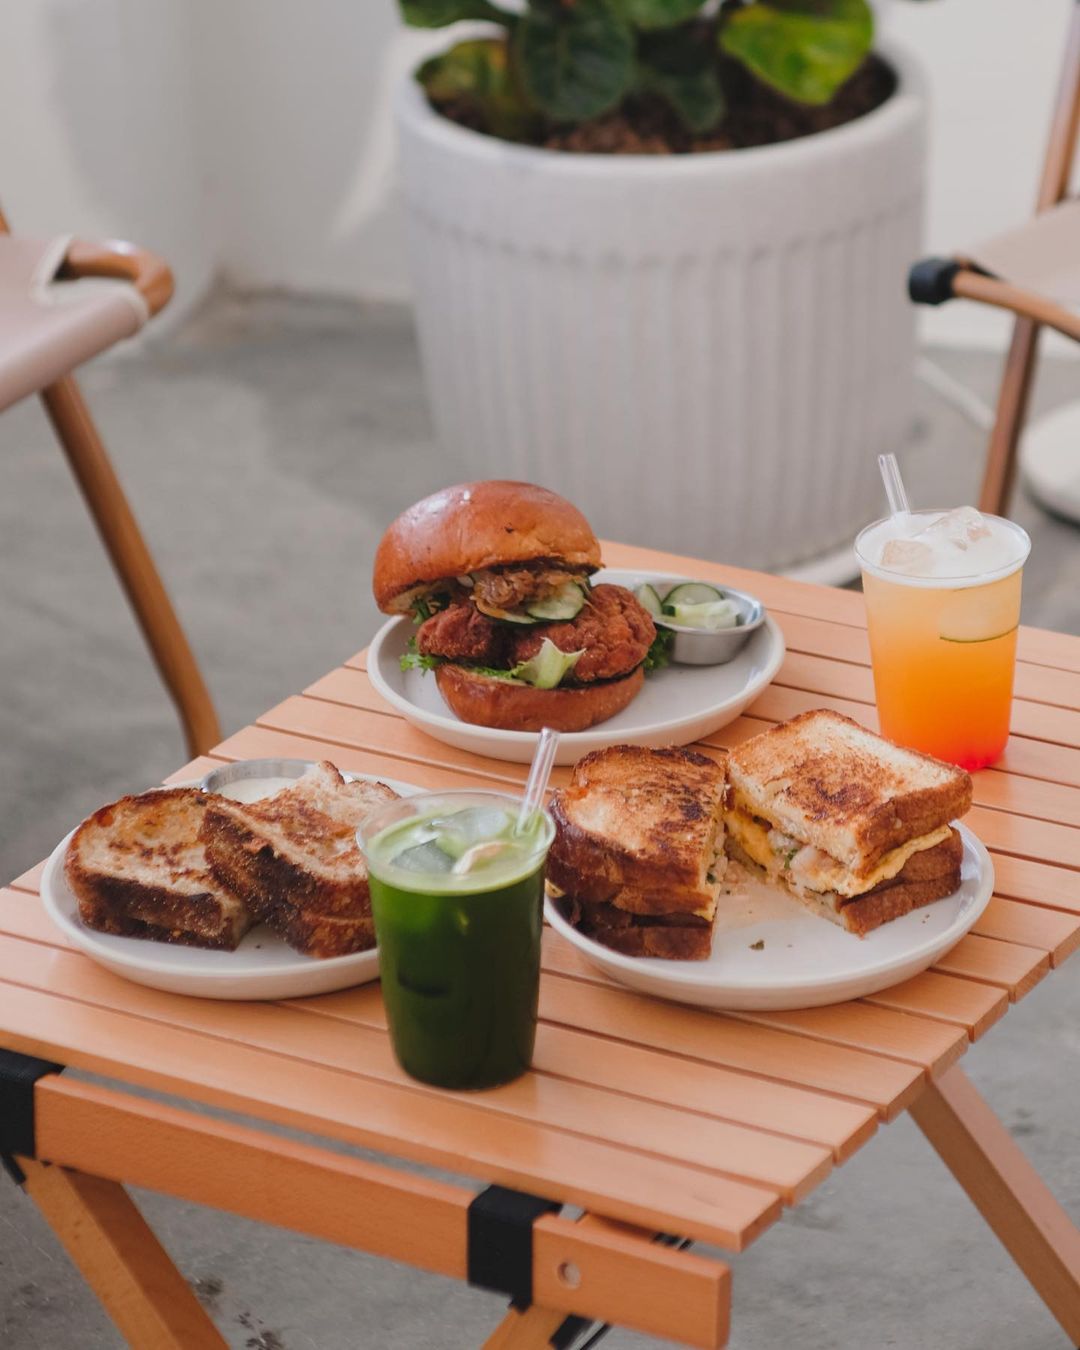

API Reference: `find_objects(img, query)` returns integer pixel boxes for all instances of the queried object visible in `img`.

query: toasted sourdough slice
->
[65,789,252,950]
[548,744,727,920]
[552,892,712,961]
[729,828,964,938]
[727,710,972,881]
[201,763,399,956]
[234,884,376,959]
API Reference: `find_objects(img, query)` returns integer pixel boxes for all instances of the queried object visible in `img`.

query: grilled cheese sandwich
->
[548,744,727,960]
[726,792,952,897]
[726,710,972,934]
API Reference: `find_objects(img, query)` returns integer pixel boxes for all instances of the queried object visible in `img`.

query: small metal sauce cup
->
[200,758,319,796]
[647,582,766,666]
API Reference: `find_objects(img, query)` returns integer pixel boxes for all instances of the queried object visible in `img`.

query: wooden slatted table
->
[3,538,1080,1348]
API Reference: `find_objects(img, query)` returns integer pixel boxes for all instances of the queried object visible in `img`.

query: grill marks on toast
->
[549,746,727,961]
[65,789,253,950]
[201,764,399,957]
[727,710,973,872]
[64,766,400,960]
[550,745,726,910]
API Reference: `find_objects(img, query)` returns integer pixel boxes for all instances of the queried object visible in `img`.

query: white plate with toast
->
[40,773,423,1001]
[369,569,785,766]
[545,822,993,1011]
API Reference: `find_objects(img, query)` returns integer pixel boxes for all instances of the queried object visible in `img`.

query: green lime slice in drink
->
[940,624,1019,644]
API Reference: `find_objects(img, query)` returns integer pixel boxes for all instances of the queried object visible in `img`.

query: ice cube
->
[879,537,936,575]
[393,840,455,873]
[918,506,992,551]
[430,806,514,858]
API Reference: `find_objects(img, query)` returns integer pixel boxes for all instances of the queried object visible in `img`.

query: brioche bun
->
[435,664,644,734]
[374,481,601,613]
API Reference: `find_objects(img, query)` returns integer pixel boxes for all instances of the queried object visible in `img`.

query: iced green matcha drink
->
[359,791,554,1090]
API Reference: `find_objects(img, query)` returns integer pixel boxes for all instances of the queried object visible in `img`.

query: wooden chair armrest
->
[951,267,1080,345]
[57,239,174,317]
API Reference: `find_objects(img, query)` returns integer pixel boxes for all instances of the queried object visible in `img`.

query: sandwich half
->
[65,788,252,950]
[201,762,399,958]
[547,744,727,960]
[725,710,973,936]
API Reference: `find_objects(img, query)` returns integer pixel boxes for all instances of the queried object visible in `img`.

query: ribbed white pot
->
[397,46,926,575]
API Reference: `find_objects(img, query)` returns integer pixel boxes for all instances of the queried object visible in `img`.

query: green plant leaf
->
[613,0,707,31]
[518,0,636,124]
[417,39,539,140]
[400,0,509,27]
[638,26,724,133]
[719,0,874,106]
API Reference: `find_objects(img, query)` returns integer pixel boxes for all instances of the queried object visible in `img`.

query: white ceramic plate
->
[40,772,422,1001]
[368,569,785,765]
[545,823,993,1011]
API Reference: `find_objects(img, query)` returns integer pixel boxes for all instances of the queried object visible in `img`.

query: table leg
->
[909,1064,1080,1345]
[16,1158,226,1349]
[484,1303,569,1349]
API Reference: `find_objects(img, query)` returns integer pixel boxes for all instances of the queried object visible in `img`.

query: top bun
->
[373,481,602,613]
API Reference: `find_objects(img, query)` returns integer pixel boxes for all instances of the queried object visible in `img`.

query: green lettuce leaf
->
[400,638,443,674]
[644,628,675,673]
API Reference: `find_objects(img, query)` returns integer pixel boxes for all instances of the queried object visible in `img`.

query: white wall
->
[0,0,214,324]
[1,0,1075,344]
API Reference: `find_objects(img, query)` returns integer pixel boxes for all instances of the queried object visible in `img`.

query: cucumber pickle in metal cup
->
[359,791,554,1090]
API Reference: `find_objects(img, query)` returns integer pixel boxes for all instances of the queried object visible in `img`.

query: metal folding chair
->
[908,7,1080,517]
[0,204,221,757]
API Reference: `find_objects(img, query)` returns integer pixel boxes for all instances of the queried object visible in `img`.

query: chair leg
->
[978,318,1042,518]
[39,374,222,758]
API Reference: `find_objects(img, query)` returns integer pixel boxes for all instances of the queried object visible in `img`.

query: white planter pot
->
[396,46,926,575]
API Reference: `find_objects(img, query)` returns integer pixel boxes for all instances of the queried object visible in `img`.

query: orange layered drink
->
[855,508,1031,771]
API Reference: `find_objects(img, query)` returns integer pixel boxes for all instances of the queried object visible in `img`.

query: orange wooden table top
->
[3,538,1079,1265]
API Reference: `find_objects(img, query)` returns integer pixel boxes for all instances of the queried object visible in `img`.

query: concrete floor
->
[1,294,1079,1348]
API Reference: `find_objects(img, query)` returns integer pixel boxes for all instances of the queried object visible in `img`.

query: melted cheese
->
[725,809,950,897]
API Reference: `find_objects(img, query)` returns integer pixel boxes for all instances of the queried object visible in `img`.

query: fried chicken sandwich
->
[373,481,661,732]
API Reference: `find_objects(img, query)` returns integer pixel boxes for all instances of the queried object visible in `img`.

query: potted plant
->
[395,0,925,576]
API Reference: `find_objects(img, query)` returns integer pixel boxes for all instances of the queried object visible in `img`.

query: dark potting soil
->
[435,53,896,156]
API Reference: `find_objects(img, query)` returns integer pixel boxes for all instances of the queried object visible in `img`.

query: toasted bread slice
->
[65,789,252,950]
[727,710,972,877]
[201,763,399,957]
[205,824,377,957]
[244,888,376,959]
[552,893,712,961]
[548,745,727,918]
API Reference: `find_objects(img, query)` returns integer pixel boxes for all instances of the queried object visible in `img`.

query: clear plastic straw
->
[878,453,913,534]
[516,726,559,835]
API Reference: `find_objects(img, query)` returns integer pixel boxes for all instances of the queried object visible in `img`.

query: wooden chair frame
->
[0,205,221,757]
[908,6,1080,517]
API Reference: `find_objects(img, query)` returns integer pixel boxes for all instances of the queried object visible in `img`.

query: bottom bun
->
[435,663,644,733]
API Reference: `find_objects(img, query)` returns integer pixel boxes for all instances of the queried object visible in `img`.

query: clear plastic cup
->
[358,791,554,1090]
[855,509,1031,770]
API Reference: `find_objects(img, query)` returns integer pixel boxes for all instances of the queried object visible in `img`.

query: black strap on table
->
[467,1184,560,1308]
[0,1048,64,1186]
